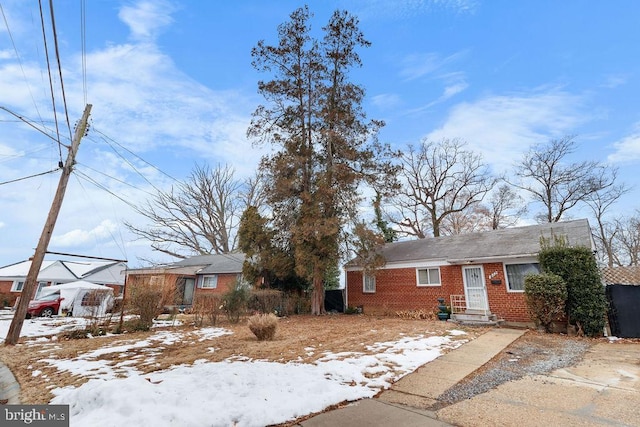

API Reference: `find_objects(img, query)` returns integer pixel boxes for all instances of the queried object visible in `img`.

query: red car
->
[26,293,64,318]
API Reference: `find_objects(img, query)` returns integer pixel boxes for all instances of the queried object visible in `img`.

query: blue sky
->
[1,0,639,267]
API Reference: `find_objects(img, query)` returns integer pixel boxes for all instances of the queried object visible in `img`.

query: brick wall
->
[347,263,531,323]
[195,273,238,295]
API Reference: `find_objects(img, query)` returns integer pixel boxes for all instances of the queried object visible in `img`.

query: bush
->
[539,245,607,337]
[396,309,435,320]
[222,284,249,323]
[0,292,17,308]
[248,289,285,315]
[127,282,163,330]
[524,273,567,332]
[192,294,223,326]
[247,313,278,341]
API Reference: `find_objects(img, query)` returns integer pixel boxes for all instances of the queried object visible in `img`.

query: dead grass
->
[0,314,482,405]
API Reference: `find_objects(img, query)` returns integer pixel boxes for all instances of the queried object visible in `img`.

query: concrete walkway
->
[300,328,526,426]
[0,363,20,404]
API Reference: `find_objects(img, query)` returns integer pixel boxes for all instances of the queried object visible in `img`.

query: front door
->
[183,278,195,305]
[462,266,489,312]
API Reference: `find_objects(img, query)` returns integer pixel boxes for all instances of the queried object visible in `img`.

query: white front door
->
[462,266,489,312]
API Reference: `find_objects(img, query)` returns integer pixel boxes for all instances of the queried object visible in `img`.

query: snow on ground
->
[1,310,469,426]
[0,309,183,343]
[43,327,467,427]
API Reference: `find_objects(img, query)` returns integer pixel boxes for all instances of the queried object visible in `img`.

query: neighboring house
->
[345,219,594,324]
[125,253,245,307]
[0,259,127,305]
[601,266,640,286]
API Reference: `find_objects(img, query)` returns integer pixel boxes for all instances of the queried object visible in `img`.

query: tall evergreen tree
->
[248,7,382,314]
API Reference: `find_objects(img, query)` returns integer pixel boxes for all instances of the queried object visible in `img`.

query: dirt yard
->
[0,314,483,405]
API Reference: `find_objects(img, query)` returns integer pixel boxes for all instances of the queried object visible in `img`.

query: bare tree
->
[583,171,631,267]
[486,184,527,229]
[614,214,640,266]
[514,136,616,223]
[388,138,495,238]
[126,164,265,259]
[439,204,492,235]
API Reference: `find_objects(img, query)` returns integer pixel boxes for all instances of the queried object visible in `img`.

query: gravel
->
[434,331,592,407]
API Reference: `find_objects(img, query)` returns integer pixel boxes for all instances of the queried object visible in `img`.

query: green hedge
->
[538,245,607,337]
[524,273,567,332]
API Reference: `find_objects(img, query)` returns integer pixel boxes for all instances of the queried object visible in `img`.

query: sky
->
[1,0,640,268]
[0,310,468,426]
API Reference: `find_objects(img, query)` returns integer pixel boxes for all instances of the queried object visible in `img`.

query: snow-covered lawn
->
[0,310,469,426]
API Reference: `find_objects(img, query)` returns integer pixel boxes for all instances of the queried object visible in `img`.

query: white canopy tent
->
[40,280,114,317]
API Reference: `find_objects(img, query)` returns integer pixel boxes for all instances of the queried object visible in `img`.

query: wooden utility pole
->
[5,104,92,345]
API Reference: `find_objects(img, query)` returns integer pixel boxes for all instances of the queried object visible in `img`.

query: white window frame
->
[363,273,376,293]
[201,275,218,289]
[35,282,48,298]
[416,267,441,287]
[10,281,24,292]
[504,262,541,292]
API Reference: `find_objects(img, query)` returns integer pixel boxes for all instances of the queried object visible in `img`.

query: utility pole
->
[5,104,92,345]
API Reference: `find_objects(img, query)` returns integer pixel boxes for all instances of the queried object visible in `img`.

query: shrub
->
[222,284,249,323]
[247,313,278,341]
[127,282,163,330]
[539,245,607,337]
[248,289,284,315]
[524,273,567,332]
[0,292,17,308]
[396,309,434,320]
[192,294,223,327]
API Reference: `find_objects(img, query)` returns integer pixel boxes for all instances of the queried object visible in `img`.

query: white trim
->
[447,253,538,264]
[10,280,24,292]
[416,267,441,287]
[503,260,541,293]
[462,265,489,312]
[363,274,376,293]
[201,275,218,289]
[346,259,447,272]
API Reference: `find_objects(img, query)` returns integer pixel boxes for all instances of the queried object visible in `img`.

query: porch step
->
[451,312,502,326]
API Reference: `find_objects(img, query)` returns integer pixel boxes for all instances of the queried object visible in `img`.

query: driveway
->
[436,340,640,426]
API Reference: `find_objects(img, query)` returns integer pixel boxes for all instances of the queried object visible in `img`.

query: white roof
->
[40,281,113,295]
[0,259,126,285]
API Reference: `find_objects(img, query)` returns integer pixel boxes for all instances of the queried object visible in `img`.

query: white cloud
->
[0,0,258,267]
[51,220,119,247]
[371,93,402,109]
[601,74,628,89]
[608,126,640,163]
[352,0,478,20]
[399,51,467,82]
[425,89,587,172]
[118,0,176,42]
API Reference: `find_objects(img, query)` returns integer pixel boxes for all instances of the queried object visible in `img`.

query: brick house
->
[345,219,594,325]
[0,259,126,306]
[125,253,245,308]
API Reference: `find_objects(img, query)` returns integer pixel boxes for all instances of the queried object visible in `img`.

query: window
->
[505,263,541,291]
[417,268,441,286]
[363,274,376,293]
[201,275,218,289]
[35,282,48,298]
[81,291,101,306]
[11,281,24,292]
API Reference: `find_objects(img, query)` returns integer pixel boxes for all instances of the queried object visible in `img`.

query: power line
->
[80,0,88,105]
[0,106,65,145]
[0,167,61,186]
[0,2,46,127]
[37,0,64,165]
[47,0,73,142]
[76,162,156,197]
[93,128,179,183]
[74,170,145,214]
